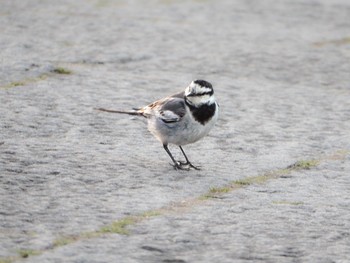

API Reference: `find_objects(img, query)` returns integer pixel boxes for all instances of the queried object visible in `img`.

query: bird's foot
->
[171,162,190,171]
[177,161,201,170]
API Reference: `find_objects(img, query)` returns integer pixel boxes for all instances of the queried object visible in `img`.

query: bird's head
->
[184,80,215,106]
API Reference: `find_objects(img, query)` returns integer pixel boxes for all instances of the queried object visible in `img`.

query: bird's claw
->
[171,161,201,171]
[170,162,190,171]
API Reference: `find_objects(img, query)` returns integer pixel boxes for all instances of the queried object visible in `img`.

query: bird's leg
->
[163,144,189,171]
[178,146,201,170]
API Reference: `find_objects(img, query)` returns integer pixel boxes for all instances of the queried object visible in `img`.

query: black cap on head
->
[193,80,213,90]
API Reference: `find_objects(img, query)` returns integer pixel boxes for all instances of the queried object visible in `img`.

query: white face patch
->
[185,82,210,96]
[186,94,215,106]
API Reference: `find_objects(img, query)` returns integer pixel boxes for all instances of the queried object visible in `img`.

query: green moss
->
[52,236,80,247]
[17,249,41,258]
[98,217,137,235]
[0,258,16,263]
[98,210,162,235]
[210,186,231,194]
[0,66,72,89]
[51,211,161,250]
[276,168,291,175]
[202,157,322,199]
[233,175,270,186]
[200,186,231,199]
[9,81,25,87]
[288,160,319,170]
[52,67,72,75]
[1,81,25,89]
[233,179,251,186]
[1,74,49,89]
[233,159,319,187]
[140,210,162,218]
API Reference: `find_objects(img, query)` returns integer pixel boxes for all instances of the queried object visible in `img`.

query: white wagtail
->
[97,80,219,170]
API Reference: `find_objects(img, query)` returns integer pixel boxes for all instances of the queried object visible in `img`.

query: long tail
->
[95,107,143,116]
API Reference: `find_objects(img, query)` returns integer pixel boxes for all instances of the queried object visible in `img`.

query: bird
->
[97,80,219,170]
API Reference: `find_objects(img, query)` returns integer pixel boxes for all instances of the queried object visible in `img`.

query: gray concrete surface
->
[1,0,350,262]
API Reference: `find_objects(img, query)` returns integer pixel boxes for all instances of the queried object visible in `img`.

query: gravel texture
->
[1,0,350,262]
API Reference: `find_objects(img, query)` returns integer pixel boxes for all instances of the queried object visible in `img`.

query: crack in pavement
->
[2,149,348,263]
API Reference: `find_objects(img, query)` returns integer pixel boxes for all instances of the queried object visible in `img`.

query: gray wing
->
[158,98,186,123]
[170,91,185,99]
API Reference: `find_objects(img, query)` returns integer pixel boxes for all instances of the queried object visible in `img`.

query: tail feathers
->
[95,108,143,116]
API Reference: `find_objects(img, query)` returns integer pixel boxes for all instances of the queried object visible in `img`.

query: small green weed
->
[0,257,16,263]
[52,236,79,248]
[233,175,270,186]
[17,249,41,258]
[98,217,137,235]
[288,160,319,170]
[140,210,162,218]
[51,67,72,75]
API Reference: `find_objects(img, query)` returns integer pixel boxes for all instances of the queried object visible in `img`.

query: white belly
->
[147,103,219,146]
